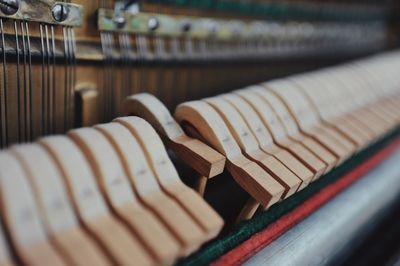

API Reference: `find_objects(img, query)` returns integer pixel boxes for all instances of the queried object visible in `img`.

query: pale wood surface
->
[115,117,224,239]
[95,122,186,261]
[39,137,108,220]
[221,93,314,190]
[321,75,390,138]
[293,76,372,149]
[174,102,284,210]
[11,144,110,266]
[0,153,66,266]
[67,128,163,266]
[39,136,152,265]
[235,90,321,184]
[0,224,13,266]
[76,86,99,127]
[123,93,226,178]
[51,228,111,266]
[246,88,328,179]
[253,87,337,174]
[204,97,301,199]
[0,260,14,266]
[11,145,78,233]
[271,78,357,154]
[94,123,206,258]
[86,215,154,266]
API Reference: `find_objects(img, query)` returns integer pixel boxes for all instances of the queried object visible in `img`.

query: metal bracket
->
[97,8,255,41]
[0,0,83,26]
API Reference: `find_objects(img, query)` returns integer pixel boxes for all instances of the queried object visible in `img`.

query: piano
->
[0,1,398,265]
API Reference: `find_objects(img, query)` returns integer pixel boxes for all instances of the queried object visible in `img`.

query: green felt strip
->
[177,127,400,266]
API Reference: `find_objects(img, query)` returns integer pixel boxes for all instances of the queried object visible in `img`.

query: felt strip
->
[212,138,400,266]
[177,128,399,266]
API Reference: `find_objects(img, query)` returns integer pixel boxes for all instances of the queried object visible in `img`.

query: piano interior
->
[0,1,398,265]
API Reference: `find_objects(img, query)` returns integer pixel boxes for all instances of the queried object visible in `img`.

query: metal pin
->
[181,20,191,33]
[148,17,159,31]
[52,3,69,22]
[114,15,126,29]
[0,0,19,15]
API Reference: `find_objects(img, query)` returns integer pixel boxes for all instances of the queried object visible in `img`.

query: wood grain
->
[204,96,301,199]
[174,102,284,211]
[11,144,110,266]
[115,116,224,239]
[0,152,66,266]
[123,93,225,179]
[39,136,153,265]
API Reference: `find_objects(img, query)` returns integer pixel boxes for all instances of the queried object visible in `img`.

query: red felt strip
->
[212,139,400,266]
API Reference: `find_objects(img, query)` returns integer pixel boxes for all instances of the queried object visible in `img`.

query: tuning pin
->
[148,16,159,31]
[52,3,69,22]
[181,20,192,33]
[114,15,126,29]
[0,0,19,15]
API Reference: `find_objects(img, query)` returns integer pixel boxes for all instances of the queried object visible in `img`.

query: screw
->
[181,20,191,32]
[52,4,69,22]
[148,16,159,31]
[0,0,19,15]
[114,15,126,29]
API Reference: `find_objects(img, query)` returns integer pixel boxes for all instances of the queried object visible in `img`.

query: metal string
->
[14,21,22,141]
[51,25,56,133]
[137,35,149,93]
[20,22,28,141]
[45,25,52,134]
[63,26,69,131]
[70,27,77,127]
[40,24,46,135]
[119,33,129,100]
[100,31,107,121]
[106,32,115,118]
[100,31,112,120]
[0,19,7,147]
[66,27,73,129]
[25,22,33,141]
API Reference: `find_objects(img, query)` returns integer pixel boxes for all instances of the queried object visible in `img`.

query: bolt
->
[0,0,19,15]
[114,15,126,29]
[52,4,69,22]
[181,20,191,32]
[148,16,159,31]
